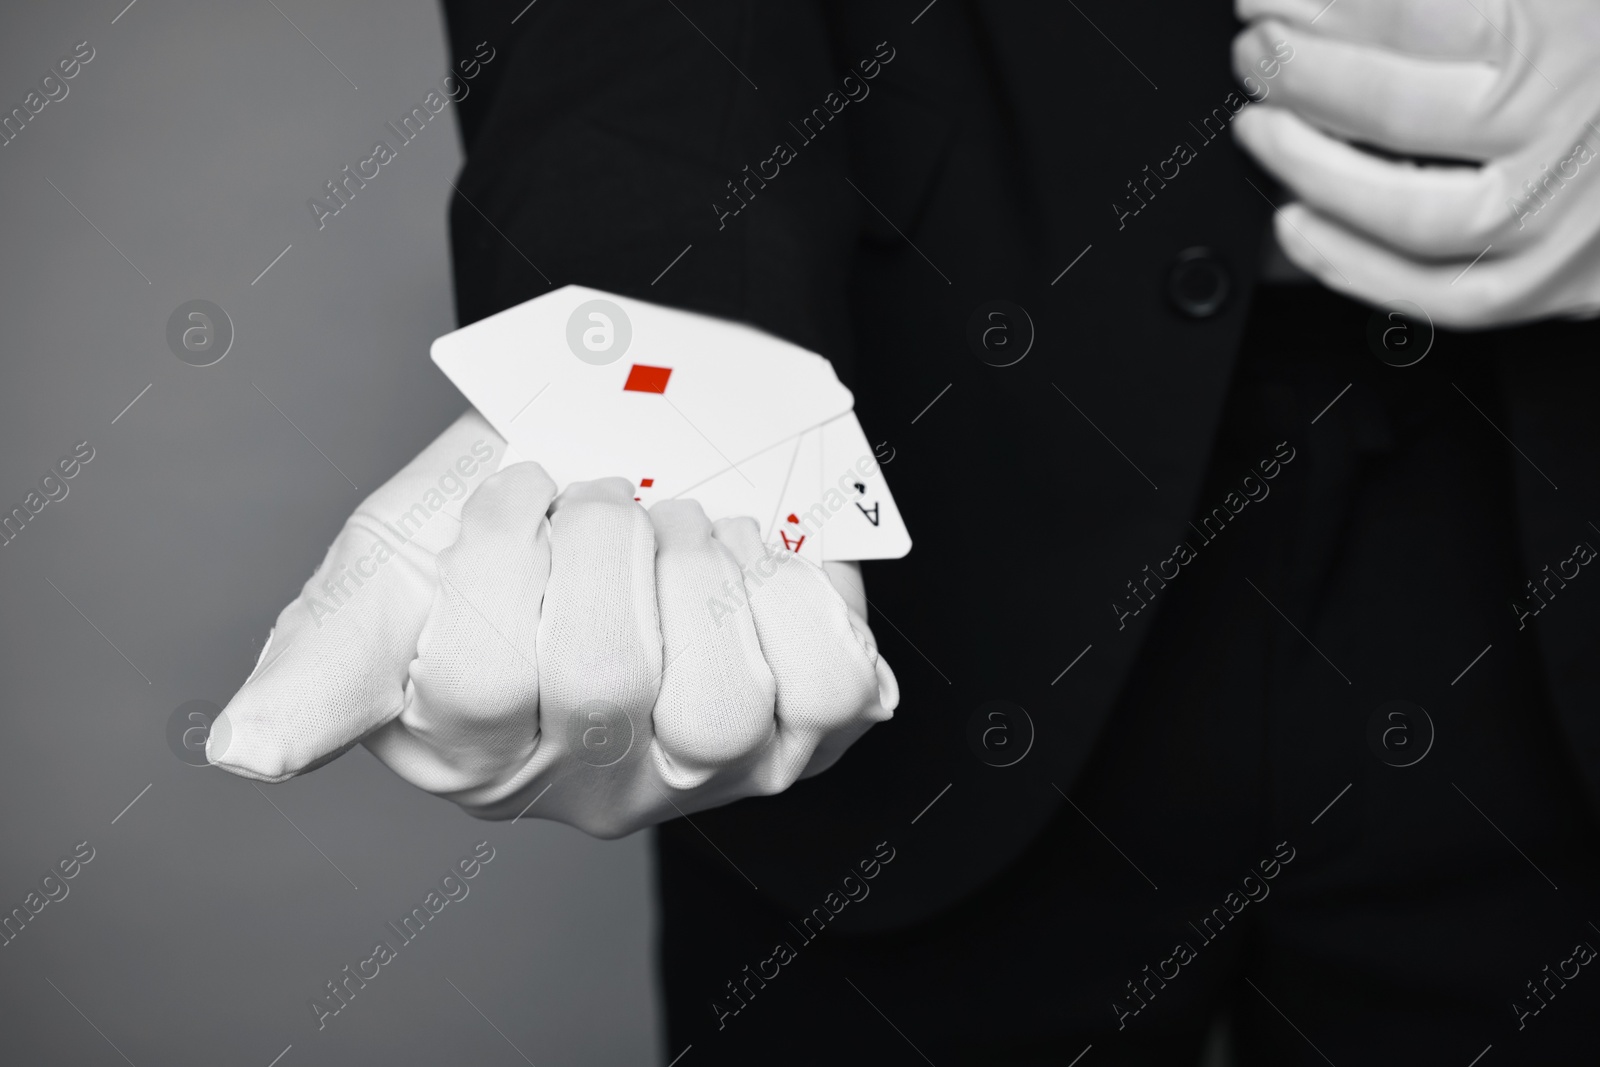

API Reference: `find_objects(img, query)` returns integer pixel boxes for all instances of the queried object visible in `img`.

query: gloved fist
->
[1232,0,1600,327]
[208,410,899,837]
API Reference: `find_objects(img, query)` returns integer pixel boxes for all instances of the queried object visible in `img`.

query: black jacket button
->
[1167,247,1231,319]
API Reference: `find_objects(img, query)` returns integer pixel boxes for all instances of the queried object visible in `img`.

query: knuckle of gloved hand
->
[463,473,555,542]
[1230,29,1260,82]
[418,616,540,719]
[462,801,514,823]
[552,476,639,515]
[655,686,777,771]
[750,736,827,796]
[556,502,655,564]
[571,807,641,840]
[546,689,655,779]
[775,661,883,736]
[428,661,539,727]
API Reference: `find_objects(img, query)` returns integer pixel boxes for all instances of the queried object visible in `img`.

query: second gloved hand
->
[1232,0,1600,327]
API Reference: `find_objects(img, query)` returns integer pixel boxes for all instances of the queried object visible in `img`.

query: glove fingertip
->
[552,476,638,513]
[469,461,559,524]
[872,654,900,717]
[204,708,295,782]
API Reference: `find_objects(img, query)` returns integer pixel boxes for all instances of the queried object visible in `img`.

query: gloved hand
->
[1232,0,1600,327]
[208,410,899,837]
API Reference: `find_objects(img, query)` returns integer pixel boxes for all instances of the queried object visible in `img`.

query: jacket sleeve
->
[443,0,864,371]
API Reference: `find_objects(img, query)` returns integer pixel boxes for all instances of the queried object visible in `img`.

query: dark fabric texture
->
[656,284,1600,1064]
[440,0,1600,956]
[442,0,1281,928]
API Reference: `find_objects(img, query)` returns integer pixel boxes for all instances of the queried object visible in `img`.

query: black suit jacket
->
[441,0,1600,931]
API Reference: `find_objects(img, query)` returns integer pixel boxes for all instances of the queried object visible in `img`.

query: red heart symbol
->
[786,513,799,525]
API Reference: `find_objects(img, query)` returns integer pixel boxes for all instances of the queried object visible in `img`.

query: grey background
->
[0,1,661,1063]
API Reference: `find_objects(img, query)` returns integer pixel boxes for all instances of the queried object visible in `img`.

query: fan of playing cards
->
[431,285,911,563]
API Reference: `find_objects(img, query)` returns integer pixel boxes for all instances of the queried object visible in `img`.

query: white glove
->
[1232,0,1600,327]
[208,410,899,837]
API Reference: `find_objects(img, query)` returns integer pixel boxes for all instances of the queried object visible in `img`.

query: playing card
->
[432,285,854,503]
[673,432,801,527]
[818,410,911,560]
[503,410,910,559]
[767,426,824,565]
[501,433,800,528]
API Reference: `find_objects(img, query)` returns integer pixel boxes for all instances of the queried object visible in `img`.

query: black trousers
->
[656,288,1600,1065]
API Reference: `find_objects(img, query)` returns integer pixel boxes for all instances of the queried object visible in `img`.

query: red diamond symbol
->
[623,364,672,394]
[640,478,654,488]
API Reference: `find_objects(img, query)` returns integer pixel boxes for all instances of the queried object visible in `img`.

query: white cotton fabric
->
[1231,0,1600,326]
[210,410,899,838]
[208,409,505,782]
[648,500,778,787]
[365,461,556,796]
